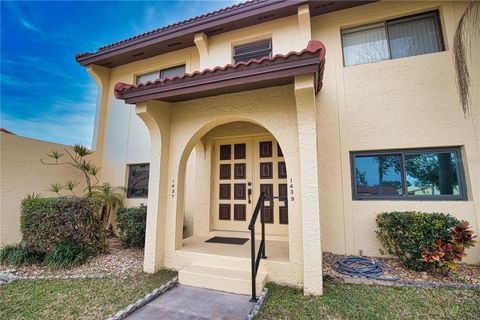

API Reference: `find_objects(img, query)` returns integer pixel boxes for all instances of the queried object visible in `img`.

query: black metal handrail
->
[248,192,267,302]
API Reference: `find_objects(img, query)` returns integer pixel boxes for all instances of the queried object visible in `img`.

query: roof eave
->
[76,0,305,67]
[116,55,324,104]
[76,1,375,68]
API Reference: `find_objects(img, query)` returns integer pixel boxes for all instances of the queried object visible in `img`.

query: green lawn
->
[257,282,480,320]
[2,274,478,320]
[0,270,176,320]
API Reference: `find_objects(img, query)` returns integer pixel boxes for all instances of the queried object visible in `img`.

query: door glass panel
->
[219,164,231,179]
[278,161,287,179]
[234,204,246,221]
[219,204,231,220]
[260,162,273,179]
[234,143,246,159]
[234,163,246,179]
[259,141,272,158]
[234,184,246,200]
[219,184,231,200]
[220,145,231,160]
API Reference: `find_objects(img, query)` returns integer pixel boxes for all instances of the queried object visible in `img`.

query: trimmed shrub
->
[20,196,105,255]
[44,242,94,268]
[116,205,147,248]
[376,211,460,271]
[0,243,42,266]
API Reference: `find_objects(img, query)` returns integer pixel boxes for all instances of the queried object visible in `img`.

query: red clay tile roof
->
[0,128,15,135]
[114,40,326,102]
[76,0,267,60]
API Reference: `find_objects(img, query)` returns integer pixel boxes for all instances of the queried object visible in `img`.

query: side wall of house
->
[0,133,89,245]
[312,0,480,262]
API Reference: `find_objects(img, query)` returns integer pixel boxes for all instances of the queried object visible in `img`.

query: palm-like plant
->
[453,0,480,115]
[89,183,126,229]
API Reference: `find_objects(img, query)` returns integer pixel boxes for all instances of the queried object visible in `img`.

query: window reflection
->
[342,24,389,66]
[405,152,459,196]
[352,149,464,199]
[127,164,149,198]
[355,155,403,196]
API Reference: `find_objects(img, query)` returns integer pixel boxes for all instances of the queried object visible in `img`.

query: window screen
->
[136,71,159,84]
[160,64,186,79]
[233,39,272,63]
[136,64,186,84]
[342,11,443,66]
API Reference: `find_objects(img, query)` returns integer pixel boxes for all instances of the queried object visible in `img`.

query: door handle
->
[247,182,252,204]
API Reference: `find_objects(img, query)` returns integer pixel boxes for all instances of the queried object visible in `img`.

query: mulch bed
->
[2,242,479,286]
[0,238,143,277]
[323,252,480,286]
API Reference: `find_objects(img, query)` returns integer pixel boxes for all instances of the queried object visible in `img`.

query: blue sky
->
[1,0,235,147]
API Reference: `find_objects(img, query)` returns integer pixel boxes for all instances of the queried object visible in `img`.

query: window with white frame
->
[136,64,186,84]
[342,11,444,67]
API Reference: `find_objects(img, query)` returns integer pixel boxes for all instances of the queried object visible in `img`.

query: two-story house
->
[76,0,480,296]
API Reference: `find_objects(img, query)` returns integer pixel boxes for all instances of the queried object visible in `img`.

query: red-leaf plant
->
[422,221,477,275]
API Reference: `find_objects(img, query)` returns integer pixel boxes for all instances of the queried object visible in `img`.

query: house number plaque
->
[289,178,294,202]
[171,179,175,199]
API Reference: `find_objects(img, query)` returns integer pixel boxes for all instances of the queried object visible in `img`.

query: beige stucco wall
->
[0,133,89,245]
[312,0,480,262]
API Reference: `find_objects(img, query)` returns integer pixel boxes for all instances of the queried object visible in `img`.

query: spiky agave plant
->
[453,0,480,115]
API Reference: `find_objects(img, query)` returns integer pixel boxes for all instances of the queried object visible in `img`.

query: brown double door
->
[212,135,288,236]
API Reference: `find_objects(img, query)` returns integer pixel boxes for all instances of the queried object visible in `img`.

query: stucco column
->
[135,101,171,273]
[297,4,312,46]
[294,74,323,295]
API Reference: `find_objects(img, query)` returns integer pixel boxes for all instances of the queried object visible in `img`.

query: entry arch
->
[174,115,296,250]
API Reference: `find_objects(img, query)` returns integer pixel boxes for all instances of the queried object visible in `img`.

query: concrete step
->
[178,264,266,296]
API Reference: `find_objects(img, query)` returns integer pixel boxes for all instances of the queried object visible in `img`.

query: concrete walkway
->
[126,284,255,320]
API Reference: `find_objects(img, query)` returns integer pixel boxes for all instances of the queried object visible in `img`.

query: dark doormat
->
[205,236,249,245]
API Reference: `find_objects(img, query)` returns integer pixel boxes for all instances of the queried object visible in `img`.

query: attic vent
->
[315,2,335,9]
[168,42,182,48]
[206,28,224,36]
[257,14,275,21]
[132,52,145,57]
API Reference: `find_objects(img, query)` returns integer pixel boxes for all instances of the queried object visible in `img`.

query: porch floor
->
[180,233,289,262]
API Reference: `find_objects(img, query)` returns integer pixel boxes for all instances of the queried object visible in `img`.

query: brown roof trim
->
[0,128,15,135]
[76,0,374,67]
[114,40,325,104]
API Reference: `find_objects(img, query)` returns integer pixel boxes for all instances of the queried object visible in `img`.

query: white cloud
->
[20,18,40,32]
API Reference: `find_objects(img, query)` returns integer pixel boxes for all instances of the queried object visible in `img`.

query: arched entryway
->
[177,120,290,262]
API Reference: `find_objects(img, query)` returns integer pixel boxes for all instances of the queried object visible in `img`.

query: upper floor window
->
[351,147,466,200]
[233,39,272,64]
[136,64,186,84]
[127,163,149,198]
[342,11,444,67]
